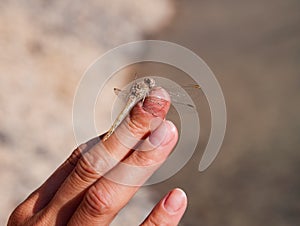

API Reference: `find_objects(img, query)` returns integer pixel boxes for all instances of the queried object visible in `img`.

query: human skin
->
[8,87,188,226]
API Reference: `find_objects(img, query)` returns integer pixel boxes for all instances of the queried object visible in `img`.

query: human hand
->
[8,87,187,226]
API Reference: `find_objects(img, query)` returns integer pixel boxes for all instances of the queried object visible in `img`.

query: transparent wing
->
[114,88,129,101]
[182,84,201,89]
[165,84,201,109]
[114,84,200,109]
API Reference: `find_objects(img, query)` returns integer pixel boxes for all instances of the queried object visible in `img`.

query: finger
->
[39,87,171,223]
[141,188,188,226]
[8,137,99,223]
[104,86,171,150]
[68,121,178,226]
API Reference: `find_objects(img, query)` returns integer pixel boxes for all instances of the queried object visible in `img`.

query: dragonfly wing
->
[171,100,195,109]
[182,84,201,89]
[114,88,129,102]
[114,84,199,108]
[165,85,200,109]
[114,88,122,96]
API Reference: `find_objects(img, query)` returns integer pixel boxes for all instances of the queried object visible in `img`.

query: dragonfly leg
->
[103,127,114,141]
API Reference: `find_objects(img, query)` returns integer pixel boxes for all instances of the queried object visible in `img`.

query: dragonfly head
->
[144,77,155,88]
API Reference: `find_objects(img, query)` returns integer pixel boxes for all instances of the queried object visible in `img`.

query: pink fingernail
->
[148,87,171,101]
[163,189,186,214]
[149,121,167,146]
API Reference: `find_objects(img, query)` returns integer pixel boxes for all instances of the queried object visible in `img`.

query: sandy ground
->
[0,0,174,225]
[1,0,300,225]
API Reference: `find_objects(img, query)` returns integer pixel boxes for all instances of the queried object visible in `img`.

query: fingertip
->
[165,120,178,135]
[141,188,188,226]
[163,188,187,214]
[142,87,171,118]
[165,120,179,144]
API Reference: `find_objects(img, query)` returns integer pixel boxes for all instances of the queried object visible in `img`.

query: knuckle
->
[71,141,118,185]
[73,157,100,184]
[130,121,149,138]
[127,109,151,136]
[143,207,170,226]
[146,216,161,226]
[67,146,83,166]
[67,138,100,167]
[8,213,20,226]
[131,151,159,167]
[8,204,29,226]
[78,143,88,152]
[84,184,117,216]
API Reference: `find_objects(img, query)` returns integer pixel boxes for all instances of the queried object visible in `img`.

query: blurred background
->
[1,0,300,225]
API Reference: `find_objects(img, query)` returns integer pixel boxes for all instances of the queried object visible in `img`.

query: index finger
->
[68,120,179,225]
[37,87,171,223]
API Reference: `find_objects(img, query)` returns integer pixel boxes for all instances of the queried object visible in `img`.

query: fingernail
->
[149,117,164,131]
[148,87,171,101]
[149,121,167,146]
[163,189,186,214]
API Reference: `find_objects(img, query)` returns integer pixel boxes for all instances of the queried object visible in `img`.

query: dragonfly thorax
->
[129,77,156,97]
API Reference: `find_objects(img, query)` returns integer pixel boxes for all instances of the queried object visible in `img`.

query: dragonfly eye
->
[144,77,155,88]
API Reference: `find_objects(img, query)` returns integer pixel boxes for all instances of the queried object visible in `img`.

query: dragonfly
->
[103,76,200,141]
